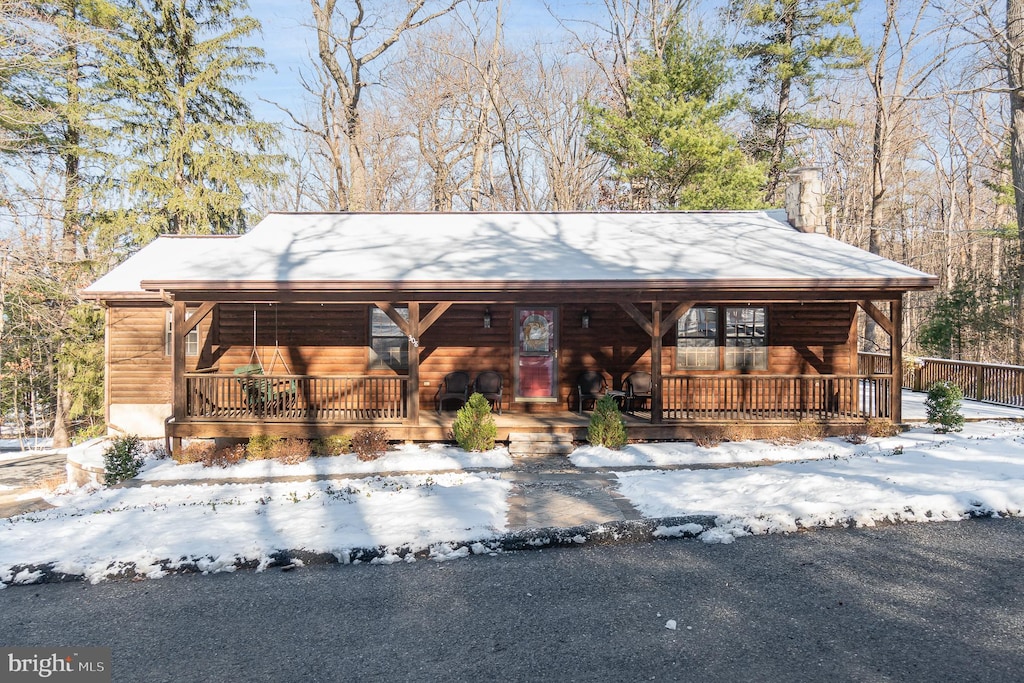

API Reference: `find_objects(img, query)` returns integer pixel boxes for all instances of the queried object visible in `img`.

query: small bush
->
[209,443,247,468]
[174,440,215,465]
[312,435,352,457]
[271,438,311,465]
[247,434,282,460]
[925,381,964,433]
[352,428,390,461]
[588,394,627,449]
[103,434,144,485]
[721,424,756,443]
[692,426,726,448]
[452,392,498,452]
[866,418,902,438]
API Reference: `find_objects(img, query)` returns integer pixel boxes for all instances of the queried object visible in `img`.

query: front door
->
[515,307,558,400]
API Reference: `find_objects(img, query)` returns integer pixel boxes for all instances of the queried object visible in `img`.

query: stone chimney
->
[784,166,825,234]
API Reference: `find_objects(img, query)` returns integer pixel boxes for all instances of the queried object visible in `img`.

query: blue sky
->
[242,0,593,123]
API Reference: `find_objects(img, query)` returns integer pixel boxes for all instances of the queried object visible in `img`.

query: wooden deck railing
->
[184,373,409,422]
[661,374,892,421]
[859,352,1024,408]
[912,358,1024,407]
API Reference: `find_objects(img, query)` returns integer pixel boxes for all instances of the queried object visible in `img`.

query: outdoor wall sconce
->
[483,307,492,328]
[581,308,590,329]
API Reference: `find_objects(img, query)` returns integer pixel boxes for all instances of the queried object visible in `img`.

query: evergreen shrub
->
[103,434,144,485]
[246,434,282,460]
[452,392,497,452]
[588,394,627,449]
[312,435,352,457]
[925,381,964,433]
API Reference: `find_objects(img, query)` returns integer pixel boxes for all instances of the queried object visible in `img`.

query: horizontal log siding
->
[559,303,653,409]
[108,305,212,404]
[215,304,367,375]
[111,300,863,420]
[419,304,512,409]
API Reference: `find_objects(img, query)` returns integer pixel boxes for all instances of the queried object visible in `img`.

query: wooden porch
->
[168,371,895,442]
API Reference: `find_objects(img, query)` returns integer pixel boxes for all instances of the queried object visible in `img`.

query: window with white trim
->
[165,310,199,357]
[676,305,767,371]
[676,306,719,370]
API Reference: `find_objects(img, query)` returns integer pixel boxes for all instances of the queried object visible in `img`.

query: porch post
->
[171,299,186,422]
[408,302,420,424]
[651,303,663,424]
[890,296,903,424]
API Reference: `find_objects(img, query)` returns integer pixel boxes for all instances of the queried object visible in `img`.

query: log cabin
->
[82,171,937,447]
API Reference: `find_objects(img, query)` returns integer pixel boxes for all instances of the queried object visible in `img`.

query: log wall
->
[107,300,859,414]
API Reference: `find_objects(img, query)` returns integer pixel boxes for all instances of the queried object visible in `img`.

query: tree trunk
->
[764,9,795,204]
[1008,0,1024,364]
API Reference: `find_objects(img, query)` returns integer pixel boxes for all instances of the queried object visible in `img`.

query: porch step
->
[508,432,576,458]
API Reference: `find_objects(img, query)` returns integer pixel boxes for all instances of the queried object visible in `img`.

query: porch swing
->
[233,305,297,413]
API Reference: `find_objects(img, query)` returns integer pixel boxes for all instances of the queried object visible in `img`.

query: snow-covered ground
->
[4,421,1024,586]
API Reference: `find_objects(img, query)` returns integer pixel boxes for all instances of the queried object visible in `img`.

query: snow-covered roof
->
[85,211,936,297]
[84,235,240,298]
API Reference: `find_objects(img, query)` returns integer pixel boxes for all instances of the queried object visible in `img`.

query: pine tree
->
[586,27,766,210]
[1,1,118,446]
[103,0,281,242]
[730,0,864,203]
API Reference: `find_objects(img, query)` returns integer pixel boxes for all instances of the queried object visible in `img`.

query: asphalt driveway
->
[2,517,1022,682]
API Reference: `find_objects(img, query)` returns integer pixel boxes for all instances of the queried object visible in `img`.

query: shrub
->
[866,418,902,438]
[352,428,390,461]
[247,434,282,460]
[312,435,352,457]
[271,438,311,465]
[103,434,144,485]
[588,394,627,449]
[925,381,964,433]
[174,440,215,465]
[452,392,498,452]
[692,426,726,448]
[209,443,247,468]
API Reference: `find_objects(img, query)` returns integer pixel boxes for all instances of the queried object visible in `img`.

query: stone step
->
[507,432,574,444]
[509,443,576,456]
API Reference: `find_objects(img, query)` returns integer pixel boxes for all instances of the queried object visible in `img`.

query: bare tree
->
[522,49,607,210]
[308,0,470,211]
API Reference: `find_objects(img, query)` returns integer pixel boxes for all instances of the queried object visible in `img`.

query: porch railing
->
[661,374,892,421]
[911,358,1024,408]
[859,352,1024,408]
[184,373,409,422]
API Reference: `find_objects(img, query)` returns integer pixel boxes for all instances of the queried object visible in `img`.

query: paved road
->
[0,451,63,517]
[2,518,1023,682]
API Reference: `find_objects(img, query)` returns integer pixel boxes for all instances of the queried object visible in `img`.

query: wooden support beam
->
[651,303,663,424]
[662,301,695,331]
[891,297,903,424]
[171,299,186,422]
[418,302,452,334]
[374,301,412,337]
[408,302,420,424]
[183,302,216,335]
[858,300,894,337]
[619,302,653,336]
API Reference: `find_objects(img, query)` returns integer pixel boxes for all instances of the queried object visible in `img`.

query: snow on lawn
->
[136,443,512,481]
[0,472,509,585]
[6,421,1024,586]
[615,421,1024,542]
